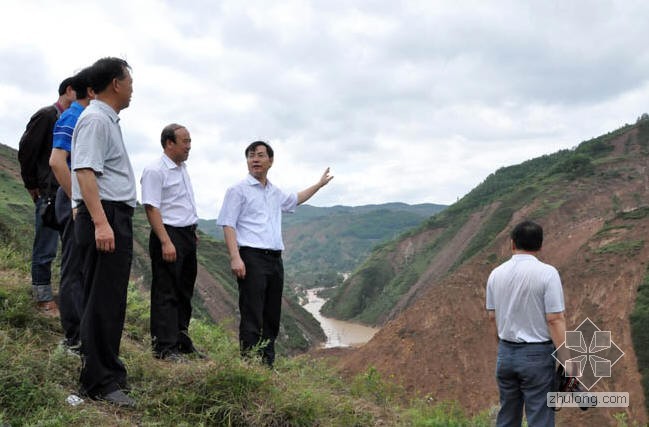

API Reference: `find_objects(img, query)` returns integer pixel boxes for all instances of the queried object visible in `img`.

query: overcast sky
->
[2,1,649,218]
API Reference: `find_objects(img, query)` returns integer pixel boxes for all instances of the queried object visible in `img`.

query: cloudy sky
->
[2,1,649,218]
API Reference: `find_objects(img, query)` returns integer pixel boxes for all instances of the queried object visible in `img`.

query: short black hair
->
[511,220,543,251]
[245,141,274,158]
[71,66,93,100]
[160,123,185,148]
[58,76,75,96]
[88,57,130,94]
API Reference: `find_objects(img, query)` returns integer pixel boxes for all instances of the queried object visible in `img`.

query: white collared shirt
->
[141,154,198,227]
[486,254,565,343]
[216,174,297,250]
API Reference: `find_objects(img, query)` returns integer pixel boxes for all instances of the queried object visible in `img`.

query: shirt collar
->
[246,173,272,187]
[162,153,182,169]
[70,101,85,111]
[512,253,538,261]
[89,99,120,124]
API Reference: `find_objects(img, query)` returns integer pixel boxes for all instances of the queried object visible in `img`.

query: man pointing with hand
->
[217,141,333,367]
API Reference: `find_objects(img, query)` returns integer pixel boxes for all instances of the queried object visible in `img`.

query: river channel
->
[302,288,379,348]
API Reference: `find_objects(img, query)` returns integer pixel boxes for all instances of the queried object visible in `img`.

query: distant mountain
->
[199,202,447,288]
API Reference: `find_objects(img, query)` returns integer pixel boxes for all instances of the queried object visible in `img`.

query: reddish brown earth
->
[323,128,649,425]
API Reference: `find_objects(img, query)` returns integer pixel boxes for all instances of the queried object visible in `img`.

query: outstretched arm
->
[297,167,333,205]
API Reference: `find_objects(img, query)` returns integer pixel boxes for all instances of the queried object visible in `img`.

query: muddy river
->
[302,288,379,348]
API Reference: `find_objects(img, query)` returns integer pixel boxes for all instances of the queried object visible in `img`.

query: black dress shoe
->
[187,349,208,360]
[99,390,136,408]
[179,344,207,359]
[156,351,188,363]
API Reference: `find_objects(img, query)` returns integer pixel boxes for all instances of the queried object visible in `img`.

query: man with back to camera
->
[18,76,76,315]
[217,141,333,367]
[71,57,136,407]
[486,220,568,426]
[141,123,202,362]
[49,66,93,354]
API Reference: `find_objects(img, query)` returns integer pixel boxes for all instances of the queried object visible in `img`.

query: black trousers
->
[237,246,284,366]
[55,187,83,345]
[149,225,197,356]
[76,201,133,397]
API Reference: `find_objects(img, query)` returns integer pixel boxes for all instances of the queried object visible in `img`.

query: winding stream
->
[302,288,379,348]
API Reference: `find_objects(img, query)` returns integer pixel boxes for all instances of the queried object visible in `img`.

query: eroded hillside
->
[330,121,649,425]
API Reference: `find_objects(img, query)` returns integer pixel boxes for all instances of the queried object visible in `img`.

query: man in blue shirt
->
[50,66,93,354]
[217,141,333,367]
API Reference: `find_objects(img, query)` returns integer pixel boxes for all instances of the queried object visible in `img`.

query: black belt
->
[501,339,553,346]
[239,246,282,257]
[165,224,197,232]
[77,200,134,216]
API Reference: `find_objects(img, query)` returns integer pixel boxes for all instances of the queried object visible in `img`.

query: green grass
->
[0,243,490,426]
[630,266,649,418]
[593,240,644,256]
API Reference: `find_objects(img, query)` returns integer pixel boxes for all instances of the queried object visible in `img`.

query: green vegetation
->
[454,205,514,269]
[327,120,644,325]
[549,153,594,179]
[630,265,649,417]
[0,244,489,426]
[593,240,644,256]
[322,253,396,321]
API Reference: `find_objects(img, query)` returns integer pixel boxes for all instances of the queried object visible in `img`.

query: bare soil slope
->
[334,127,649,425]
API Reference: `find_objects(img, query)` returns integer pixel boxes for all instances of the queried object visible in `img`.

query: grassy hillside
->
[0,143,34,254]
[0,236,491,426]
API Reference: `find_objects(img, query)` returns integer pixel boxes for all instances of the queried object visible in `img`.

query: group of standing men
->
[18,56,333,408]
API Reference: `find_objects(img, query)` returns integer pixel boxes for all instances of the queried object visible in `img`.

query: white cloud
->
[1,0,649,219]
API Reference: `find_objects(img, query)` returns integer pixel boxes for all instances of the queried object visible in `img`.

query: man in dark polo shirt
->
[18,76,75,314]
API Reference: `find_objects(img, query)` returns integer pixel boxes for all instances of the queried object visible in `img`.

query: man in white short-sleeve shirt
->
[486,220,567,427]
[141,123,201,361]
